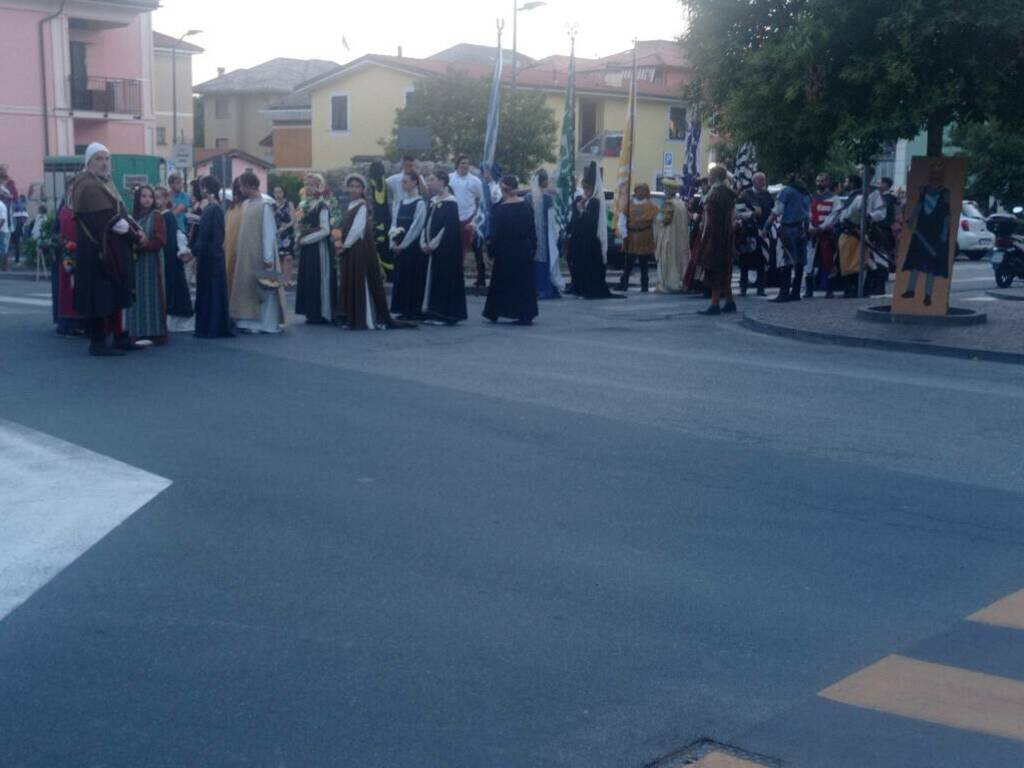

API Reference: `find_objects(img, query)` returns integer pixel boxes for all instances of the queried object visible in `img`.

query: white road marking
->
[0,297,51,307]
[964,296,997,302]
[0,419,171,622]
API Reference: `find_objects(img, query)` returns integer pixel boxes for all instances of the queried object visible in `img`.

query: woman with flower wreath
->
[294,173,336,324]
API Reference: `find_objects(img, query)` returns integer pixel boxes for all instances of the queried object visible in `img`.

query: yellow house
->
[274,41,710,189]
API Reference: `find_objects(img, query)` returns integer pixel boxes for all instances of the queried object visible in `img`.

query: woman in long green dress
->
[125,185,168,345]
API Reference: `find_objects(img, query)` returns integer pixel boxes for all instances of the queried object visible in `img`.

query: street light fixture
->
[512,1,547,92]
[171,29,201,146]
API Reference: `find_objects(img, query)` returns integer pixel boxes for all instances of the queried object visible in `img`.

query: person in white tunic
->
[230,172,287,334]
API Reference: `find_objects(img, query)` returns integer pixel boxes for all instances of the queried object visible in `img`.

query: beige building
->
[275,41,708,190]
[153,31,203,150]
[194,58,338,161]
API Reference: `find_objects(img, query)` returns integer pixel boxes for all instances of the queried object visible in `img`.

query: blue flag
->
[482,38,504,170]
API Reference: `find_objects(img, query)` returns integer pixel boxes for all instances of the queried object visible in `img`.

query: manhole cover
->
[648,739,781,768]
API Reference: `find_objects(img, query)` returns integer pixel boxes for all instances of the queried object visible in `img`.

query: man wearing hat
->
[72,143,142,356]
[654,178,691,293]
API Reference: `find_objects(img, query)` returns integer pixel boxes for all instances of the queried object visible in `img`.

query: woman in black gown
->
[569,162,622,299]
[193,175,233,338]
[420,171,467,325]
[294,173,336,324]
[484,174,538,325]
[390,171,429,319]
[155,185,194,332]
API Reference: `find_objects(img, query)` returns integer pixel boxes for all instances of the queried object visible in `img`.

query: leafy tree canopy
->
[682,0,1024,173]
[384,70,557,179]
[952,122,1024,209]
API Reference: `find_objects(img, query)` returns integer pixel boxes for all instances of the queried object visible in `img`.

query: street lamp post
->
[171,29,201,146]
[512,1,546,93]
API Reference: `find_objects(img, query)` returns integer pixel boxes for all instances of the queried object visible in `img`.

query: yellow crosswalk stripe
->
[968,588,1024,630]
[819,654,1024,743]
[688,752,769,768]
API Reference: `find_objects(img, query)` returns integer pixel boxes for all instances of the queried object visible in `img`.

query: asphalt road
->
[1,260,1022,768]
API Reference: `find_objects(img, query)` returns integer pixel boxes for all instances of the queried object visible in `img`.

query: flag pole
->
[624,40,637,242]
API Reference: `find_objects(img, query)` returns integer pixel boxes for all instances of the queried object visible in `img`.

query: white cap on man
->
[84,142,110,168]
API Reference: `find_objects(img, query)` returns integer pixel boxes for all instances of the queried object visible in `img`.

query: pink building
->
[0,0,159,194]
[194,149,273,194]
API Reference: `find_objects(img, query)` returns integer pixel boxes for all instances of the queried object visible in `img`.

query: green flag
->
[554,40,576,237]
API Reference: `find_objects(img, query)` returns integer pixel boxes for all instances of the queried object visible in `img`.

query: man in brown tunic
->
[72,143,142,355]
[696,165,738,315]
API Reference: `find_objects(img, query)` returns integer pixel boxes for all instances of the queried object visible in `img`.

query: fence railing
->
[71,76,143,115]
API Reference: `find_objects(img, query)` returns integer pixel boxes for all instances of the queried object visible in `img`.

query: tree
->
[952,122,1024,208]
[682,0,1024,173]
[384,70,557,178]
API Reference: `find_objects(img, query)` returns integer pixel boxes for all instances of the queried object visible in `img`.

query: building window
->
[331,93,350,132]
[157,127,167,146]
[214,99,229,119]
[404,87,416,109]
[668,105,687,141]
[215,138,229,149]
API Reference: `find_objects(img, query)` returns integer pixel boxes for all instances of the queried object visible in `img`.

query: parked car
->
[957,200,993,260]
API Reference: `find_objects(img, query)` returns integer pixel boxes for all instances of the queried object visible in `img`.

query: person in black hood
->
[770,173,812,302]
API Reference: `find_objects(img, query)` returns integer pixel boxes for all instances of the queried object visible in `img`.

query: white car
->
[958,200,993,260]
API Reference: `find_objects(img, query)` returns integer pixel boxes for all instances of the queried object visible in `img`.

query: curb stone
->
[740,312,1024,366]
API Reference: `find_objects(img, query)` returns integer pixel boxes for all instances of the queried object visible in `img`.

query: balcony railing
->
[71,76,143,116]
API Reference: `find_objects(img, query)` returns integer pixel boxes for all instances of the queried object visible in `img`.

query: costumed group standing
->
[54,142,900,358]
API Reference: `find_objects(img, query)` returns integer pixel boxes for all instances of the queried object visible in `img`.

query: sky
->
[152,0,687,85]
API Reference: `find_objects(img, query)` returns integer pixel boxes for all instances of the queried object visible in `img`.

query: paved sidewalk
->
[743,296,1024,365]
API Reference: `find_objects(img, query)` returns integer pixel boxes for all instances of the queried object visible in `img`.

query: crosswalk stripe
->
[819,654,1024,743]
[0,296,51,307]
[0,419,171,622]
[969,589,1024,631]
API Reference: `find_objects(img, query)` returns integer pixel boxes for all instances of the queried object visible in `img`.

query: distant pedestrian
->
[294,173,335,324]
[386,155,427,217]
[124,184,169,346]
[272,185,296,287]
[618,183,659,293]
[71,143,139,356]
[0,196,8,271]
[808,173,838,298]
[10,195,28,263]
[193,174,233,339]
[224,177,244,297]
[484,174,539,325]
[696,165,737,315]
[232,172,287,334]
[154,185,195,333]
[568,162,621,300]
[654,179,690,294]
[336,173,411,330]
[771,173,812,302]
[450,154,486,288]
[389,171,429,320]
[531,169,563,299]
[420,170,467,325]
[739,172,773,295]
[368,160,394,281]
